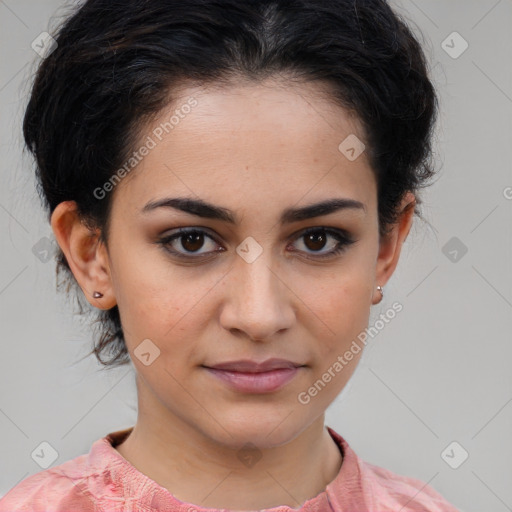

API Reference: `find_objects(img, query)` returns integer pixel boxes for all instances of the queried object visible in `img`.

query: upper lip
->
[204,358,304,373]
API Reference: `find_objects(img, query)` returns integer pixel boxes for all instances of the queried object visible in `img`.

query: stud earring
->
[93,291,103,298]
[374,285,384,304]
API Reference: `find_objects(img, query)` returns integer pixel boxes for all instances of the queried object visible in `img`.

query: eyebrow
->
[141,196,366,224]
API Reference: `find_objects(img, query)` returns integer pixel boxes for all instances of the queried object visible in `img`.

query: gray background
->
[1,1,511,511]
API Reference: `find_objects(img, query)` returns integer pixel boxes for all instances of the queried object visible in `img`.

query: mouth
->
[203,358,305,373]
[202,358,306,393]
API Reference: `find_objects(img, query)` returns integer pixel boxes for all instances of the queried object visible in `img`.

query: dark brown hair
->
[23,0,438,368]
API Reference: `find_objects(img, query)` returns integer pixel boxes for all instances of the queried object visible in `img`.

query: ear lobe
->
[50,201,116,309]
[373,191,416,299]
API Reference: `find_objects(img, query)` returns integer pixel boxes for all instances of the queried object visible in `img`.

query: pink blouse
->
[0,426,461,511]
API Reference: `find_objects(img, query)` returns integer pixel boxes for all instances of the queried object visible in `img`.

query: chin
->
[202,411,305,449]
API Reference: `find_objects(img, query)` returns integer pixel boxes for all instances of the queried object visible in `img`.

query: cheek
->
[311,284,370,352]
[108,246,170,337]
[111,251,218,356]
[292,261,374,358]
[293,274,372,405]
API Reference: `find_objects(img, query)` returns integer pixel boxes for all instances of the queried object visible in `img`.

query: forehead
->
[112,78,375,215]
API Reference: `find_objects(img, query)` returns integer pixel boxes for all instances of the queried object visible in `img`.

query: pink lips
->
[203,358,304,393]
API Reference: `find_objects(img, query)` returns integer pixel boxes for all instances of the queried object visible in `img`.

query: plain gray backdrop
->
[1,1,511,511]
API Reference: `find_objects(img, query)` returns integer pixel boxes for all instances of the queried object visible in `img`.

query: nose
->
[219,250,295,342]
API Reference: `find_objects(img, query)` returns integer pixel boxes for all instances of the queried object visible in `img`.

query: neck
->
[115,394,343,510]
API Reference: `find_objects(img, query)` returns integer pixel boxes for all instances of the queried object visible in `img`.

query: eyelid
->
[158,225,356,259]
[288,226,356,260]
[157,227,223,260]
[298,225,354,241]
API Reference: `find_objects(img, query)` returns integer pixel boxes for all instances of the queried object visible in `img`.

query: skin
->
[51,77,415,510]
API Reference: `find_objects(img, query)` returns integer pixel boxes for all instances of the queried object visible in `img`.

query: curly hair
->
[22,0,439,369]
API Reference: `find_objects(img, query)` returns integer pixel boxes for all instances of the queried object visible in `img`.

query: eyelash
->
[157,226,356,261]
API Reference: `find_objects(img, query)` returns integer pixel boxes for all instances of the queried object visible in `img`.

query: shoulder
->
[0,454,95,512]
[0,426,187,512]
[327,427,462,512]
[360,458,461,511]
[0,429,134,512]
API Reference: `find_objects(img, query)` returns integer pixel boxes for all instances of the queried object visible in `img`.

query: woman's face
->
[74,79,410,449]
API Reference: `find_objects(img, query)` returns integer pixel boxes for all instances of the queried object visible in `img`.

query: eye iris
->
[304,231,327,251]
[181,232,204,252]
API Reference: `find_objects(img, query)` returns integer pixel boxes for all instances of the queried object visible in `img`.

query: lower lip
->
[204,367,301,393]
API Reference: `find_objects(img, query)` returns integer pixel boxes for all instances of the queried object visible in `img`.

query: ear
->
[372,191,416,305]
[50,201,117,309]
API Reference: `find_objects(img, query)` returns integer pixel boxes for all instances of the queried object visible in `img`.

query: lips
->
[204,358,304,373]
[202,358,306,393]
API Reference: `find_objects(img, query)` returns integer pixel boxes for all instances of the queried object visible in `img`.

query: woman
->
[0,0,461,510]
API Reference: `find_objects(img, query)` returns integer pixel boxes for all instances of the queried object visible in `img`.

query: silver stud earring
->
[376,285,384,299]
[93,291,104,298]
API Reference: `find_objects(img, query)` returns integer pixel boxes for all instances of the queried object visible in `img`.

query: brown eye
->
[303,230,328,251]
[180,231,206,252]
[159,228,222,258]
[291,227,356,259]
[158,226,355,262]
